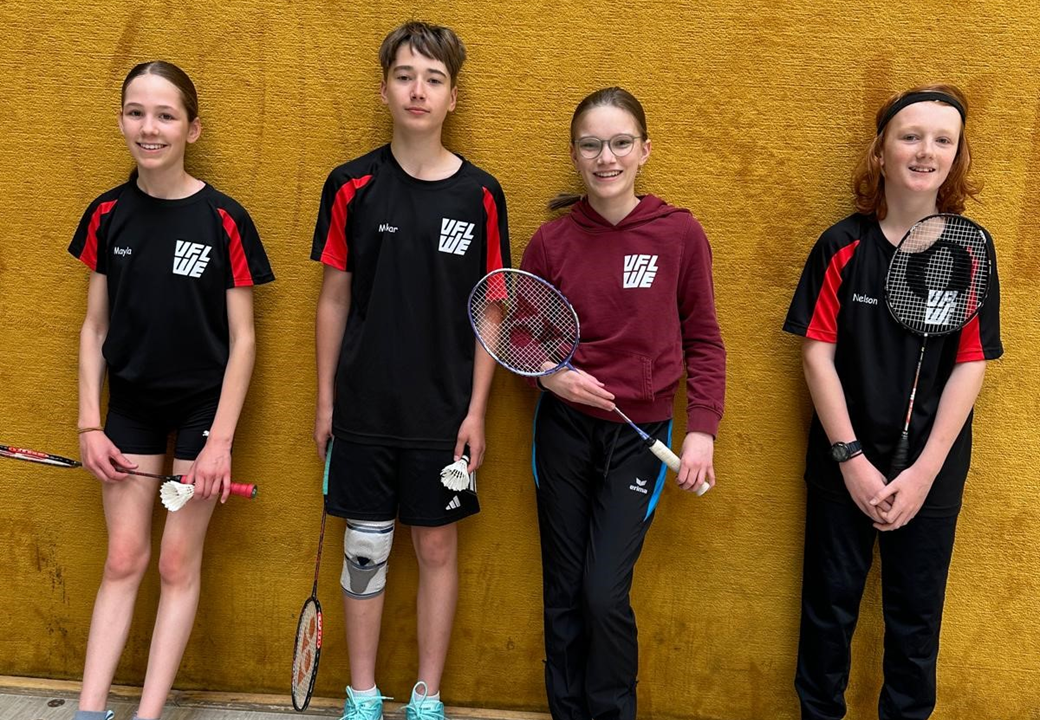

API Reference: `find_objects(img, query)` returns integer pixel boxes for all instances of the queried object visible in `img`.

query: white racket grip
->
[647,440,710,496]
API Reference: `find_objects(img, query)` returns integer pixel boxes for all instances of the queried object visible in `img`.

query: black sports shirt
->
[311,145,510,449]
[69,182,274,402]
[783,213,1002,516]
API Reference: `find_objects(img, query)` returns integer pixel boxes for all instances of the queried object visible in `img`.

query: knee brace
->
[341,519,395,598]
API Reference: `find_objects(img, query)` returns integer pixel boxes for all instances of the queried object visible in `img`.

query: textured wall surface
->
[1,1,1038,718]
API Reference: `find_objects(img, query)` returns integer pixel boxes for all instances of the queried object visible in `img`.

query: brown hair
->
[852,84,980,219]
[122,61,199,121]
[121,61,200,181]
[548,87,649,211]
[379,21,467,87]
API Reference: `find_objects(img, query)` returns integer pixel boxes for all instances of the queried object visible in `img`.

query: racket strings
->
[470,272,579,374]
[291,600,320,697]
[887,216,989,334]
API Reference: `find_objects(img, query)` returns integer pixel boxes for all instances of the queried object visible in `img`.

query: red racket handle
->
[175,477,257,499]
[229,481,258,499]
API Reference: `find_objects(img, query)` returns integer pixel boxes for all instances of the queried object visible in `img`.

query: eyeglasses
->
[574,134,641,159]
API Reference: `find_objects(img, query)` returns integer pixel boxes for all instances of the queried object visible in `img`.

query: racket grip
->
[647,439,681,473]
[229,482,258,499]
[887,433,910,483]
[646,439,711,497]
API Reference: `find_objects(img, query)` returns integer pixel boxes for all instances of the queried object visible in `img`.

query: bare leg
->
[136,458,218,718]
[77,454,164,712]
[412,524,458,695]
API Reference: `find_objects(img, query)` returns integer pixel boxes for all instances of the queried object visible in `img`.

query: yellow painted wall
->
[1,1,1038,718]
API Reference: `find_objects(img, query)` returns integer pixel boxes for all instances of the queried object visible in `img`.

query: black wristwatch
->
[829,440,863,463]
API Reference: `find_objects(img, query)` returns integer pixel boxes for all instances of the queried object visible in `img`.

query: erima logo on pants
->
[628,477,649,495]
[438,218,474,255]
[623,254,658,288]
[172,240,212,278]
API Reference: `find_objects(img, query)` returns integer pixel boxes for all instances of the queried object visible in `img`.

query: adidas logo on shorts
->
[445,495,461,511]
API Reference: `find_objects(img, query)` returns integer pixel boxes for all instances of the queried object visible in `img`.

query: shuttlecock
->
[160,480,195,511]
[439,455,471,492]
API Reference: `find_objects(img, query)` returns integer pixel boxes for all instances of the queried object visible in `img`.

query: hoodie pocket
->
[574,344,657,404]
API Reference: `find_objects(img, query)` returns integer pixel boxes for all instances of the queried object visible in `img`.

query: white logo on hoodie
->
[623,254,658,288]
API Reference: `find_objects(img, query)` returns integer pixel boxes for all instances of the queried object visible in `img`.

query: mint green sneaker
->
[404,681,445,720]
[340,686,391,720]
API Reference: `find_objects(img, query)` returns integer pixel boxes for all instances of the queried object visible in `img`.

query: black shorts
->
[324,438,479,526]
[105,381,220,461]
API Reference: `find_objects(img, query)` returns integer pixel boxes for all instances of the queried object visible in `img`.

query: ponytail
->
[547,192,582,211]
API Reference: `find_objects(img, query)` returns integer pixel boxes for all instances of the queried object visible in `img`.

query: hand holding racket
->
[468,269,709,496]
[0,444,257,510]
[79,429,139,482]
[882,214,991,482]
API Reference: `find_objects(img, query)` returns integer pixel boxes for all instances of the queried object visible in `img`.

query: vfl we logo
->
[926,289,959,326]
[439,218,475,256]
[623,254,659,288]
[172,240,212,278]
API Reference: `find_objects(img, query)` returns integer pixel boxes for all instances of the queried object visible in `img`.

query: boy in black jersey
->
[311,21,509,720]
[785,85,1001,720]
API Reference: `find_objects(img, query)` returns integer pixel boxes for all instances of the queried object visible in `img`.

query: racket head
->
[468,269,580,377]
[0,445,81,468]
[291,596,323,712]
[885,214,991,336]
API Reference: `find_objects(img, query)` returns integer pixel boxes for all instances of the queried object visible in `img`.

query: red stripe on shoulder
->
[218,208,254,286]
[322,175,373,270]
[82,200,118,270]
[482,187,503,274]
[955,315,985,362]
[806,240,859,343]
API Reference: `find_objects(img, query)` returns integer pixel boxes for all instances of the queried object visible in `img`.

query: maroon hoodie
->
[520,195,725,436]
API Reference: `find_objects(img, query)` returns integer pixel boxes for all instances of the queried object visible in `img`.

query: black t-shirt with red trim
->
[783,213,1002,516]
[69,182,274,402]
[311,144,511,449]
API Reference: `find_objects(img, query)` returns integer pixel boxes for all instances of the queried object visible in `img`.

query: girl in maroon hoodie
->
[519,87,725,720]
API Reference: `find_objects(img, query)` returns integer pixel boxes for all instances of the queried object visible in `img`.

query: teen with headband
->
[784,85,1002,720]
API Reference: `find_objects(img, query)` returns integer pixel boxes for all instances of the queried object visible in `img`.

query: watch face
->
[830,443,849,462]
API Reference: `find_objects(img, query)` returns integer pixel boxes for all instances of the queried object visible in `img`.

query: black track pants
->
[533,394,671,720]
[795,490,959,720]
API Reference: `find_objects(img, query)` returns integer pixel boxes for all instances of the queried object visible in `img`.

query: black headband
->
[876,91,966,134]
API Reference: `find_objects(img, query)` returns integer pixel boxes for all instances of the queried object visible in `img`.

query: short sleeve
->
[311,170,373,272]
[68,195,119,273]
[217,204,274,288]
[954,231,1002,362]
[783,233,861,343]
[482,182,511,273]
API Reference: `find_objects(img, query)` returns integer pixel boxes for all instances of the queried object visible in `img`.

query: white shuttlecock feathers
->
[160,480,195,511]
[439,455,472,492]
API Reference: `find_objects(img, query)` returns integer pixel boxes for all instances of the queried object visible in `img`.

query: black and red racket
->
[0,445,80,467]
[884,214,992,479]
[1,444,258,509]
[291,441,332,711]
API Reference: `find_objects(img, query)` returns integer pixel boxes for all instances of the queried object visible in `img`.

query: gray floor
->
[0,692,337,719]
[0,685,544,720]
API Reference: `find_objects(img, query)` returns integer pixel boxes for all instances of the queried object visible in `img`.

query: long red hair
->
[853,84,980,219]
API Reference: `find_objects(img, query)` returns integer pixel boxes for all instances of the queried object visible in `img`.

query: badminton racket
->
[884,213,991,480]
[468,269,708,496]
[291,440,332,711]
[0,445,256,505]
